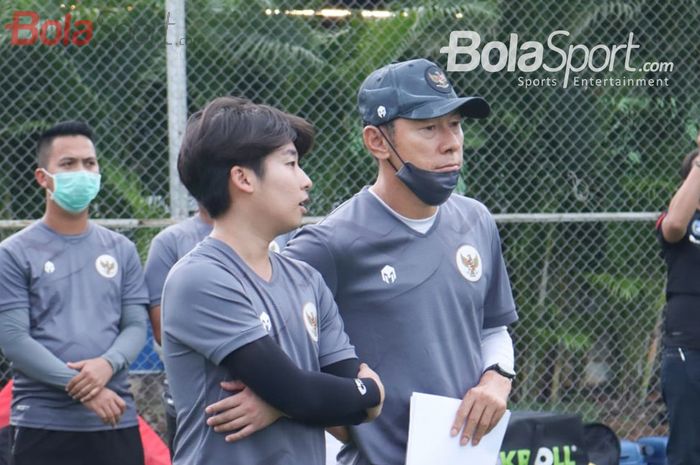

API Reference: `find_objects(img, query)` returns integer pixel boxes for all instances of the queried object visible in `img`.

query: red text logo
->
[4,11,93,46]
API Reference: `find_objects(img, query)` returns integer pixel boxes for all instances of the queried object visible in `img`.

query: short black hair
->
[36,120,94,168]
[380,120,396,141]
[178,96,315,218]
[680,148,700,180]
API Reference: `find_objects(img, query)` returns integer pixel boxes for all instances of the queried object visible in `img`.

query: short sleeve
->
[0,245,29,313]
[162,261,268,365]
[285,225,338,295]
[483,217,518,329]
[312,271,356,367]
[655,211,682,250]
[144,232,178,307]
[121,241,149,307]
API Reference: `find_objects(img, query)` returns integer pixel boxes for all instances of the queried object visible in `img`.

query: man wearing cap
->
[208,59,518,464]
[281,58,519,465]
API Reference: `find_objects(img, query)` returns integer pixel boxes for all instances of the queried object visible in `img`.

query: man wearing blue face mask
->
[0,121,149,465]
[283,59,519,465]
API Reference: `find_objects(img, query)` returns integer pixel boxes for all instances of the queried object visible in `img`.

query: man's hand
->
[358,363,384,421]
[205,380,283,442]
[82,387,126,427]
[450,370,511,446]
[66,357,114,401]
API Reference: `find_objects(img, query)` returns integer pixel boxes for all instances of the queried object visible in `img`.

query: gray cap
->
[357,58,490,126]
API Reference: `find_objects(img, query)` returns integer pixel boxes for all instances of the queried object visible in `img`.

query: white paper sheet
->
[406,392,511,465]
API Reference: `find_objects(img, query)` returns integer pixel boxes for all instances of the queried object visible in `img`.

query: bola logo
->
[440,30,673,89]
[4,11,93,47]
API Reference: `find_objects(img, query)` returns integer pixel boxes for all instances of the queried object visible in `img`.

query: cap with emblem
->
[357,58,490,126]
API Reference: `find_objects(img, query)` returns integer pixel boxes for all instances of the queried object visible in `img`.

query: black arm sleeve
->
[221,337,380,426]
[321,358,360,378]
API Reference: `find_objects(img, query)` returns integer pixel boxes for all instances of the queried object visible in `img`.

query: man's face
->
[388,111,464,173]
[253,141,312,233]
[38,135,98,191]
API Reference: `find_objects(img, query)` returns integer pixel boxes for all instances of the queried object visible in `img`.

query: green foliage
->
[1,0,698,434]
[587,273,645,301]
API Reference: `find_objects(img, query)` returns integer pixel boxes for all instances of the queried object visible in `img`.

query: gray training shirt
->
[144,214,213,307]
[161,236,357,465]
[145,214,294,306]
[0,221,149,431]
[285,187,519,465]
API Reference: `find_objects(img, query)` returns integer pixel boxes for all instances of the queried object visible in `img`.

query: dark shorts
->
[9,426,144,465]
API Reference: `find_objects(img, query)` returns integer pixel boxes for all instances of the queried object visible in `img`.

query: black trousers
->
[9,425,144,465]
[662,347,700,465]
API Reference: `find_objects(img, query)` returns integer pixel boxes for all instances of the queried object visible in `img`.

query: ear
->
[362,126,392,161]
[34,168,52,190]
[229,165,256,194]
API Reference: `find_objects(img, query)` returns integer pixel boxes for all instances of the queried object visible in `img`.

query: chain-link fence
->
[2,0,700,442]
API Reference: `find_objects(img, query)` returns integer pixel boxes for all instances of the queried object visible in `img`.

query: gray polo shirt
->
[285,187,518,465]
[0,221,148,431]
[162,237,357,465]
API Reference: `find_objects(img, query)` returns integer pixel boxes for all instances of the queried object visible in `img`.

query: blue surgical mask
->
[42,169,101,213]
[378,128,459,206]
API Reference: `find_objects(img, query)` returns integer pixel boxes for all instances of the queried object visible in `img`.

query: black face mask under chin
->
[378,128,459,206]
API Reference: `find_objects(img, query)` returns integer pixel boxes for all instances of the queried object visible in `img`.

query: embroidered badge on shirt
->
[692,219,700,236]
[456,245,482,282]
[44,261,55,274]
[260,312,272,333]
[95,254,118,278]
[381,265,396,284]
[691,219,700,244]
[303,302,319,342]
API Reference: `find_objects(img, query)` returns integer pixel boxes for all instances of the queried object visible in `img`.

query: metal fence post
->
[165,0,189,219]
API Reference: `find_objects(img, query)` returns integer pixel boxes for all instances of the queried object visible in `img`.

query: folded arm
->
[66,304,148,400]
[220,336,381,426]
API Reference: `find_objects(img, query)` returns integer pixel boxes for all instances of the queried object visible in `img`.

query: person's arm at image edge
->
[661,157,700,243]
